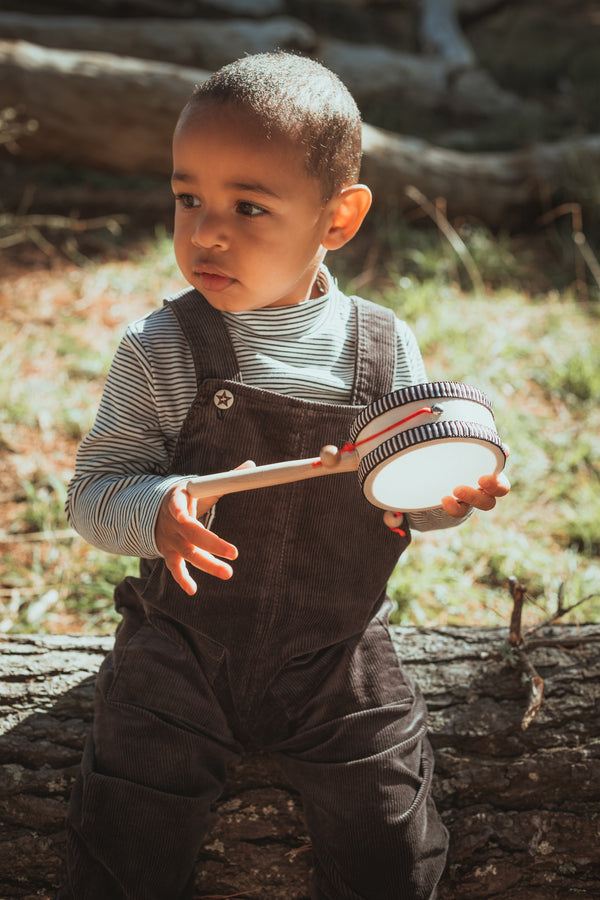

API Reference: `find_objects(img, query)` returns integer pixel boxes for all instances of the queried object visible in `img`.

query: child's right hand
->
[155,462,253,594]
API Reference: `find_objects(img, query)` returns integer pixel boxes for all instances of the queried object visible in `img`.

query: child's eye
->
[237,201,267,218]
[175,193,199,209]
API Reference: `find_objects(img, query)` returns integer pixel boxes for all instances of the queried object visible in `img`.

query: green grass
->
[1,539,136,633]
[1,221,599,634]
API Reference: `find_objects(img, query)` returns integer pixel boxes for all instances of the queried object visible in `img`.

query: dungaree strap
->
[165,288,243,385]
[350,296,396,406]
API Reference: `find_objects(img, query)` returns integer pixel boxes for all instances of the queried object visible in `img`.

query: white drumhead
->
[362,436,506,511]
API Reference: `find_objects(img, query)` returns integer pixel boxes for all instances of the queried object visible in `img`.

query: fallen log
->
[0,12,529,119]
[319,36,527,117]
[0,40,209,177]
[360,124,600,228]
[1,625,599,899]
[0,12,316,70]
[1,40,598,229]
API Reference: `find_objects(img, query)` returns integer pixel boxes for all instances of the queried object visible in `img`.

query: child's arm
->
[66,312,198,559]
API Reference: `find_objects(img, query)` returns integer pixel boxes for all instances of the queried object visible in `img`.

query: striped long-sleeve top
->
[66,272,467,559]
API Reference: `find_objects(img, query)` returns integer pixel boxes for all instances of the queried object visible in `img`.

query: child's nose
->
[191,211,228,250]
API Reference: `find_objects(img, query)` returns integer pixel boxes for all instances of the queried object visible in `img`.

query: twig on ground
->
[526,583,598,635]
[508,575,528,646]
[518,650,545,731]
[0,212,128,252]
[522,634,600,651]
[538,202,600,297]
[284,843,312,858]
[0,527,79,543]
[199,892,255,899]
[505,576,597,729]
[405,184,485,294]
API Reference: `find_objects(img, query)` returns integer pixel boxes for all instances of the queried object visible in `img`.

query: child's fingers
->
[164,544,234,595]
[442,471,511,518]
[184,545,234,581]
[452,471,511,510]
[441,494,472,518]
[168,480,222,524]
[186,526,238,562]
[164,552,198,596]
[175,516,238,561]
[452,485,497,510]
[165,485,238,557]
[157,488,238,592]
[168,484,188,518]
[478,471,511,496]
[159,461,257,590]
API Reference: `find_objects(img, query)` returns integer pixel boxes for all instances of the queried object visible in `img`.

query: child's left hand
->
[441,471,511,518]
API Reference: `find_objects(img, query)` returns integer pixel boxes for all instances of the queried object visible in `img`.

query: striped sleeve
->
[393,319,428,389]
[65,309,193,558]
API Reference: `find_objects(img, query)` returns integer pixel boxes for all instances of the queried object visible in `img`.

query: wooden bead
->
[383,509,404,529]
[319,445,342,467]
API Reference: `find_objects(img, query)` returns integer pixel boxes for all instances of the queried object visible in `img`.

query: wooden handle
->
[186,445,359,500]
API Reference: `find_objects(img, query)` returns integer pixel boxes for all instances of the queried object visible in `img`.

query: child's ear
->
[322,185,372,250]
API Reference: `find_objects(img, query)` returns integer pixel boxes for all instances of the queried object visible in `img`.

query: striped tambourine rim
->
[349,382,494,444]
[357,419,506,487]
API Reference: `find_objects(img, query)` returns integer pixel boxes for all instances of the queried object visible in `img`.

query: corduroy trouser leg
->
[267,611,449,900]
[277,735,445,900]
[58,615,242,900]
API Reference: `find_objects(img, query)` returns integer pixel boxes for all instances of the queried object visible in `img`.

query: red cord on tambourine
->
[312,405,441,537]
[343,405,441,453]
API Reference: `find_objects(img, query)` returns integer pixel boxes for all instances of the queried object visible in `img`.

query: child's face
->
[171,103,337,311]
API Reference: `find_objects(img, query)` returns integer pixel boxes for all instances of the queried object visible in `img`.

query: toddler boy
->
[59,51,508,900]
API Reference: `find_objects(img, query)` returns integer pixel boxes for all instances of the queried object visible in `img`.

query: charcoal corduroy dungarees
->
[60,289,448,900]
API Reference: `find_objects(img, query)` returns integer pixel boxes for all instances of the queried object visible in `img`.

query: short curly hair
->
[179,52,363,202]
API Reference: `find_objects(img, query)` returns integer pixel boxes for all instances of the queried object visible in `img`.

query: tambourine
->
[186,381,507,512]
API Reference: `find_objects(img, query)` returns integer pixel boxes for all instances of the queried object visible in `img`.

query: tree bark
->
[1,625,599,899]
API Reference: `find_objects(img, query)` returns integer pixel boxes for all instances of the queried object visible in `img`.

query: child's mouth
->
[197,271,235,292]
